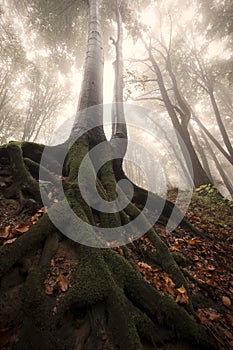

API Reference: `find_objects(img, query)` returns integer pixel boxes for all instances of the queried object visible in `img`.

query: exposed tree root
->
[0,141,218,349]
[132,185,213,241]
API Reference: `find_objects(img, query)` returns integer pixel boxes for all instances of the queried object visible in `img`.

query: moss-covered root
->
[0,214,54,279]
[132,185,212,240]
[104,249,218,350]
[15,232,60,350]
[4,142,41,206]
[125,202,193,309]
[55,246,217,350]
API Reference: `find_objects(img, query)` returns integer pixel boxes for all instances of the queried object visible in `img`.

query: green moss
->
[171,252,188,267]
[57,247,111,315]
[107,286,143,350]
[65,136,89,181]
[134,308,173,346]
[0,215,53,278]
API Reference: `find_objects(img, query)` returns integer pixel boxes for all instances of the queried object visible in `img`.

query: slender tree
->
[138,35,211,187]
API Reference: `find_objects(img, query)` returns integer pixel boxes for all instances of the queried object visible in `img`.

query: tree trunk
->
[164,51,212,187]
[189,124,213,183]
[209,89,233,161]
[142,40,211,187]
[201,129,233,197]
[191,111,233,165]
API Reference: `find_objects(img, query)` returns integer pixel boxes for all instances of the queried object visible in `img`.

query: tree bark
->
[141,38,211,187]
[209,88,233,161]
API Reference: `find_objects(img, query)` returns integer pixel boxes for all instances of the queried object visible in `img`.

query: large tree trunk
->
[0,1,217,349]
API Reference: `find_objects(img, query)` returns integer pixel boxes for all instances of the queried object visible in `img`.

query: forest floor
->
[0,180,232,350]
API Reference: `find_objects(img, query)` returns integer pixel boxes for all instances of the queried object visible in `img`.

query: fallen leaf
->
[206,265,215,271]
[189,238,198,245]
[44,284,53,295]
[177,285,186,294]
[224,329,233,340]
[117,248,124,256]
[137,262,152,270]
[176,285,189,304]
[3,237,17,245]
[206,311,221,321]
[0,226,11,238]
[15,224,31,233]
[38,207,47,213]
[57,273,68,292]
[222,296,231,307]
[31,214,40,222]
[196,309,208,324]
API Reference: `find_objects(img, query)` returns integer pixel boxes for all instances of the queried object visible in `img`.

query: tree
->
[21,67,68,142]
[184,46,233,163]
[129,33,212,187]
[0,14,26,143]
[199,0,233,38]
[124,0,232,195]
[0,1,217,349]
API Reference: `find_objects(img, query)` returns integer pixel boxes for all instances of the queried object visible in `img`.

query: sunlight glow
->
[182,6,196,23]
[141,7,158,30]
[207,40,231,59]
[103,61,114,103]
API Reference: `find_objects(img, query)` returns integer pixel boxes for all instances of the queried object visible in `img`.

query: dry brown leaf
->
[188,238,201,245]
[176,285,189,304]
[44,284,53,295]
[224,329,233,340]
[207,311,221,322]
[161,273,172,284]
[222,296,231,307]
[31,213,41,223]
[177,285,186,294]
[196,309,208,324]
[57,273,68,292]
[137,262,152,270]
[0,225,11,238]
[15,224,31,233]
[3,237,17,245]
[118,248,124,256]
[38,207,47,213]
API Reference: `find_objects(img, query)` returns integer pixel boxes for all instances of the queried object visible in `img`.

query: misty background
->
[0,0,232,197]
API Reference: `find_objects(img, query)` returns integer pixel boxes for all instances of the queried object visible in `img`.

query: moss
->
[171,252,188,267]
[21,267,53,324]
[21,141,45,152]
[57,247,111,316]
[134,308,173,346]
[102,248,216,349]
[124,201,192,304]
[5,142,41,202]
[124,266,216,349]
[65,185,94,225]
[0,140,218,349]
[0,215,54,278]
[107,286,143,350]
[65,136,90,181]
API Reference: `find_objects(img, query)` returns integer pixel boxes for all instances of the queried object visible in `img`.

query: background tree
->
[124,0,232,197]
